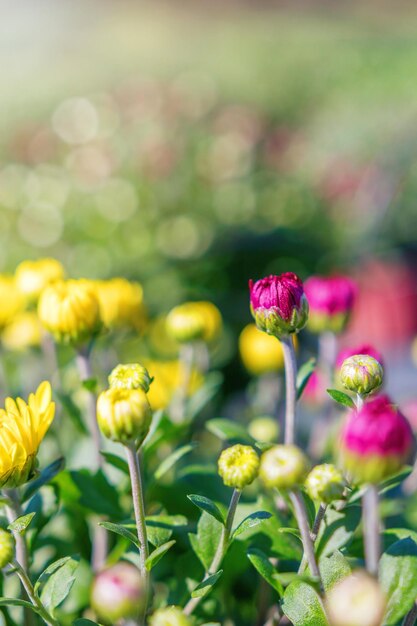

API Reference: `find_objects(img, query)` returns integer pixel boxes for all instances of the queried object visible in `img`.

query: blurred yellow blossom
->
[166,300,222,344]
[15,258,64,303]
[2,311,42,352]
[145,360,202,410]
[239,323,297,376]
[0,382,55,488]
[0,276,24,330]
[92,278,146,330]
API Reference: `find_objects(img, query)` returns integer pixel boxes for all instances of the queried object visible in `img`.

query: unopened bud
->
[97,387,152,445]
[109,363,152,393]
[326,570,386,626]
[260,444,310,490]
[340,355,383,396]
[91,562,145,625]
[305,464,345,504]
[218,444,260,490]
[248,416,279,443]
[149,606,192,626]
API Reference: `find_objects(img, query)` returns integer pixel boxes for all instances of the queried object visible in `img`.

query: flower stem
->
[184,488,241,616]
[363,484,381,576]
[403,603,417,626]
[289,490,323,592]
[298,502,327,575]
[356,393,364,410]
[125,442,150,619]
[280,336,297,446]
[171,342,194,422]
[75,347,102,469]
[12,561,60,626]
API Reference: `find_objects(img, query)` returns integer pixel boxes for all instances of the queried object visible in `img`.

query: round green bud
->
[218,444,260,490]
[166,303,205,343]
[97,387,152,444]
[326,570,386,626]
[260,444,310,490]
[91,562,146,624]
[0,529,14,569]
[109,363,152,393]
[248,416,279,443]
[340,355,383,396]
[149,606,192,626]
[305,464,345,504]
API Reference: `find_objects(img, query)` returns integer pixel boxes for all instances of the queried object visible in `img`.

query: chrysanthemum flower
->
[92,278,146,331]
[0,382,55,488]
[0,276,23,330]
[15,258,65,303]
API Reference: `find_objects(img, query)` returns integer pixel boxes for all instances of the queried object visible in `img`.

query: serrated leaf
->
[188,495,225,525]
[155,443,197,480]
[247,548,283,595]
[206,418,254,444]
[297,358,316,399]
[145,540,176,571]
[191,570,223,599]
[22,458,65,503]
[380,537,417,625]
[319,551,351,592]
[100,452,129,474]
[282,580,329,626]
[8,512,36,534]
[39,556,79,613]
[99,522,140,547]
[326,389,355,409]
[233,511,272,539]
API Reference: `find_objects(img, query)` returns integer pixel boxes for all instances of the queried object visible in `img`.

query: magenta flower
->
[340,395,414,483]
[336,344,384,369]
[304,275,357,333]
[249,273,309,337]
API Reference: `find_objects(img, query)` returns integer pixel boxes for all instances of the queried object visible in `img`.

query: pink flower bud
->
[91,562,146,624]
[249,273,309,338]
[304,275,356,334]
[340,395,414,483]
[336,343,384,370]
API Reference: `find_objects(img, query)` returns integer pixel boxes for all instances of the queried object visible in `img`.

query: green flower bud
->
[305,464,345,504]
[166,303,205,343]
[149,606,192,626]
[0,529,14,569]
[326,570,386,626]
[91,562,146,624]
[260,444,310,490]
[340,355,383,396]
[218,444,260,490]
[248,416,279,443]
[108,363,152,393]
[97,388,152,444]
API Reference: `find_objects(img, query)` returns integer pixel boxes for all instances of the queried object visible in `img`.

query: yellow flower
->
[144,360,202,410]
[166,301,222,344]
[97,387,152,444]
[2,312,42,352]
[218,444,260,489]
[149,606,192,626]
[0,276,23,330]
[260,444,310,490]
[38,279,101,345]
[0,382,55,488]
[15,258,64,303]
[109,363,152,393]
[239,324,297,376]
[92,278,146,331]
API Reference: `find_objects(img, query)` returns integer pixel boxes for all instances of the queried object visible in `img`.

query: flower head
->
[38,279,101,345]
[239,324,298,375]
[336,343,384,370]
[149,606,192,626]
[192,301,222,342]
[0,529,14,569]
[92,278,146,331]
[0,382,55,488]
[305,464,345,503]
[166,300,221,344]
[339,395,414,483]
[144,360,202,410]
[91,562,146,625]
[249,273,308,338]
[326,570,386,626]
[218,444,260,489]
[97,387,152,445]
[248,416,280,443]
[15,258,64,303]
[304,275,356,334]
[109,363,152,393]
[260,444,310,490]
[2,312,42,352]
[340,355,383,396]
[0,276,23,330]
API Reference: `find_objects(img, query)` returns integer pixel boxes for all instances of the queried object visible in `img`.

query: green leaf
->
[57,469,122,518]
[22,458,65,503]
[319,551,351,592]
[189,512,223,570]
[316,504,361,558]
[25,485,59,534]
[297,358,316,399]
[154,443,197,480]
[187,372,223,420]
[282,580,329,626]
[8,512,36,534]
[99,522,140,547]
[0,598,40,612]
[379,466,413,496]
[187,495,225,525]
[73,620,100,626]
[278,527,302,541]
[233,511,272,539]
[191,570,223,599]
[206,418,254,444]
[38,556,79,613]
[145,540,176,571]
[380,537,417,625]
[34,556,73,594]
[247,548,283,595]
[123,515,188,547]
[55,391,88,434]
[82,378,97,392]
[326,389,355,409]
[100,452,129,474]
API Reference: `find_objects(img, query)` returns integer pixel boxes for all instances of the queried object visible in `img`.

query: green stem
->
[12,561,60,626]
[289,490,323,592]
[280,336,297,445]
[75,347,102,469]
[298,502,327,575]
[363,484,380,576]
[183,488,241,616]
[125,443,150,620]
[171,342,194,422]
